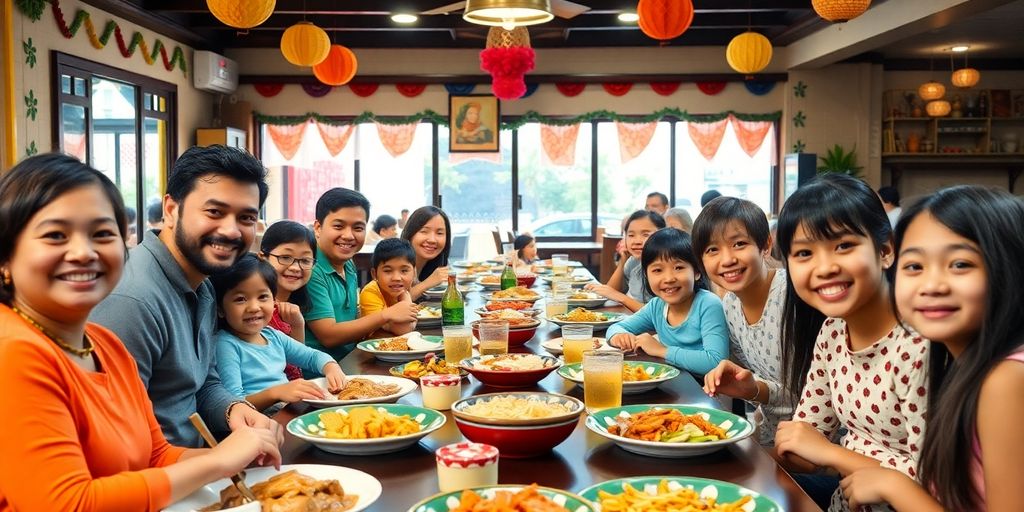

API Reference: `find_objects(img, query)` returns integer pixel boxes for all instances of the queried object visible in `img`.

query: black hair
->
[513,234,534,251]
[0,153,127,306]
[700,189,722,207]
[315,187,370,224]
[691,196,772,276]
[894,186,1024,511]
[125,206,137,224]
[776,173,893,402]
[260,220,316,311]
[147,201,163,224]
[646,191,668,207]
[166,145,268,207]
[877,186,900,207]
[623,209,666,233]
[209,253,279,329]
[373,214,398,235]
[640,228,707,296]
[371,238,417,269]
[400,206,452,282]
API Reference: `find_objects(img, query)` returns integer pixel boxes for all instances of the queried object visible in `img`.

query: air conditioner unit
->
[193,51,238,94]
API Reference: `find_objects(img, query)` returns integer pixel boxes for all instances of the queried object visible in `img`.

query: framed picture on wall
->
[449,94,500,152]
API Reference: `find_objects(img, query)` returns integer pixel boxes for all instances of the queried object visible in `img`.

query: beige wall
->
[11,0,212,158]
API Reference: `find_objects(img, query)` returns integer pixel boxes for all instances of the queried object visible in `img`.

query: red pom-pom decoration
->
[480,46,536,100]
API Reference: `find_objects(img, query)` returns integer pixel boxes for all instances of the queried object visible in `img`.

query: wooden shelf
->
[884,117,932,122]
[882,154,1024,190]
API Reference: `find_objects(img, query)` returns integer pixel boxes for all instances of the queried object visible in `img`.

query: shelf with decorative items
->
[882,89,1024,157]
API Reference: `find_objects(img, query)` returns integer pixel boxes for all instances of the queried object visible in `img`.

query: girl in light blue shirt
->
[606,228,729,375]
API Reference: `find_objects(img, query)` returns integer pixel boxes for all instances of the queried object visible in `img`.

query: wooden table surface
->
[274,282,820,512]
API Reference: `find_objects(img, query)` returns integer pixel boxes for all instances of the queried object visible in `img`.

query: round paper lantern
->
[313,45,358,86]
[951,68,980,88]
[280,22,330,67]
[812,0,871,22]
[926,100,951,117]
[207,0,275,29]
[918,81,946,101]
[726,31,773,75]
[637,0,694,43]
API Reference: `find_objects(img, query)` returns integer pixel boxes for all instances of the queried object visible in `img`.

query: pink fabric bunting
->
[687,119,728,161]
[615,121,658,163]
[375,122,419,158]
[266,122,309,161]
[315,122,355,157]
[539,124,581,166]
[729,115,773,157]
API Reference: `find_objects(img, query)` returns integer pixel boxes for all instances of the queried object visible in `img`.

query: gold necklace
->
[11,307,95,358]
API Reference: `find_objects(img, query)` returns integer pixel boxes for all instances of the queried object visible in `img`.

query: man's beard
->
[174,220,245,277]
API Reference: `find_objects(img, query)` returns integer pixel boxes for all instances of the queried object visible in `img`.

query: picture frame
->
[449,94,500,152]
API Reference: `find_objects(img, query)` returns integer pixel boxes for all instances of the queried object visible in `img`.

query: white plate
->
[417,305,443,327]
[541,275,594,288]
[474,276,503,289]
[164,464,382,512]
[356,334,445,362]
[540,336,613,356]
[484,292,542,303]
[303,375,418,408]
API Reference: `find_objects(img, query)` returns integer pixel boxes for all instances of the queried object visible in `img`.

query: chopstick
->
[188,413,258,504]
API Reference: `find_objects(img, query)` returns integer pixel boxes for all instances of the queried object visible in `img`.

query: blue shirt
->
[304,247,360,361]
[606,289,729,375]
[216,327,336,398]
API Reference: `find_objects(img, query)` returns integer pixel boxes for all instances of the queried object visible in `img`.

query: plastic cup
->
[545,296,568,319]
[561,324,595,364]
[583,350,623,414]
[477,319,509,356]
[442,325,473,364]
[551,253,570,275]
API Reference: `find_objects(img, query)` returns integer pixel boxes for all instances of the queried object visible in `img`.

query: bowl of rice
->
[459,354,561,387]
[451,392,584,457]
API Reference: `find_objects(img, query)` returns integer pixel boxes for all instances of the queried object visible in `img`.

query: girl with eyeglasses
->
[260,221,317,380]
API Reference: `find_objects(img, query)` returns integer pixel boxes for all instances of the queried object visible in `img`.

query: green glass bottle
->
[500,261,517,290]
[441,274,464,326]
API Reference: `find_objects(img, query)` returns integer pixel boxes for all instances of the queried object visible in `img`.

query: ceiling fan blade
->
[422,1,467,15]
[551,0,590,19]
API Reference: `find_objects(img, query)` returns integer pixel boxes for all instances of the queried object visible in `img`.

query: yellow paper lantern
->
[313,45,358,86]
[951,68,980,88]
[280,22,331,67]
[812,0,871,22]
[926,100,951,117]
[207,0,275,29]
[918,81,946,101]
[726,31,773,75]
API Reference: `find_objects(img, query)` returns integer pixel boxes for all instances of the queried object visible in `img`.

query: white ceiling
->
[873,0,1024,59]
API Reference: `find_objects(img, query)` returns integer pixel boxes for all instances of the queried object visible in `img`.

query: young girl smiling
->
[260,220,316,380]
[586,210,665,312]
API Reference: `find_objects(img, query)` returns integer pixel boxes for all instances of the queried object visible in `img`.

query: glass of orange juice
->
[442,325,473,364]
[583,350,623,414]
[561,325,594,364]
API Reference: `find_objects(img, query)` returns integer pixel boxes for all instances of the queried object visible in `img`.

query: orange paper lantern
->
[726,32,773,75]
[637,0,694,43]
[918,81,945,101]
[951,68,980,88]
[280,22,330,67]
[313,45,358,86]
[812,0,871,22]
[207,0,275,29]
[927,100,951,117]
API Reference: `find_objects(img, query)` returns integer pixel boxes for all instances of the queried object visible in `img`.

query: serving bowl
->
[516,274,537,287]
[454,416,579,458]
[459,354,561,387]
[451,391,583,426]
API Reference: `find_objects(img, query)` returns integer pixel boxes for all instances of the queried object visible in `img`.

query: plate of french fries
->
[287,404,446,455]
[557,361,680,394]
[578,476,781,512]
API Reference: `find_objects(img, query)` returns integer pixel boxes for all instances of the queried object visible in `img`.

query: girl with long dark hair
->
[401,206,452,300]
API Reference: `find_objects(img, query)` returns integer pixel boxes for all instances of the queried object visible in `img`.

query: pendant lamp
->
[464,0,554,29]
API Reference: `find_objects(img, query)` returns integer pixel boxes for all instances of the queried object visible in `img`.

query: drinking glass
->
[477,319,509,356]
[561,324,594,364]
[545,296,568,319]
[583,350,623,414]
[550,276,573,298]
[551,253,570,275]
[442,325,473,364]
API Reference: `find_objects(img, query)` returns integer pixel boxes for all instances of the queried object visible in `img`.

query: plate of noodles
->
[547,308,624,330]
[451,391,583,427]
[578,476,781,512]
[303,375,418,408]
[164,464,381,512]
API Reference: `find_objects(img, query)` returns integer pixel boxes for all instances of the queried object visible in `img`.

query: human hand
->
[584,283,619,300]
[276,301,304,330]
[272,379,326,403]
[383,300,419,323]
[636,334,667,358]
[426,266,450,288]
[608,332,637,351]
[840,467,908,509]
[227,404,284,447]
[703,360,758,400]
[323,363,346,393]
[212,425,282,475]
[775,420,837,468]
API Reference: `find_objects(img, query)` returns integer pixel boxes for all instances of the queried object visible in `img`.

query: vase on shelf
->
[907,133,921,153]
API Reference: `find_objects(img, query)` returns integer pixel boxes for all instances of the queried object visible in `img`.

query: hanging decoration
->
[812,0,871,23]
[396,83,428,97]
[445,84,477,95]
[280,21,330,67]
[350,83,379,97]
[730,116,773,157]
[522,83,540,98]
[313,45,358,86]
[540,124,581,166]
[375,122,419,158]
[726,31,773,75]
[253,83,285,97]
[615,121,658,163]
[951,67,980,89]
[45,0,187,75]
[15,0,45,21]
[301,83,333,98]
[266,122,309,160]
[792,111,806,128]
[206,0,276,30]
[637,0,695,44]
[926,100,951,117]
[602,83,633,96]
[555,83,586,97]
[650,81,681,96]
[688,118,728,161]
[24,91,38,121]
[315,123,355,157]
[696,81,727,95]
[744,81,775,96]
[480,27,535,100]
[23,38,37,68]
[918,81,945,101]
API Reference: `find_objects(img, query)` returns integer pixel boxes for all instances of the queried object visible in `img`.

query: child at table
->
[213,254,346,413]
[840,186,1024,512]
[359,238,419,338]
[514,234,538,266]
[694,196,792,448]
[586,210,665,312]
[772,174,930,512]
[260,220,316,381]
[605,228,729,375]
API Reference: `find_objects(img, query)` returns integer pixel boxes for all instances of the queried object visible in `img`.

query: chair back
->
[491,228,503,254]
[599,234,622,283]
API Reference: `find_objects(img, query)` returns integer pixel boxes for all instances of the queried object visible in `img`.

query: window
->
[358,122,433,226]
[53,52,176,242]
[596,121,671,233]
[260,122,354,224]
[516,122,594,239]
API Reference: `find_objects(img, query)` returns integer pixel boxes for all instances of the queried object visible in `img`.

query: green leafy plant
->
[817,144,863,177]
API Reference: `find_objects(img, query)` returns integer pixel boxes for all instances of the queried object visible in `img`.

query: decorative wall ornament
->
[792,140,806,153]
[696,81,727,95]
[300,83,332,98]
[253,83,285,97]
[396,83,428,97]
[349,83,379,97]
[650,82,681,96]
[555,83,585,97]
[792,111,805,128]
[743,81,775,96]
[793,81,807,98]
[449,94,500,153]
[23,38,37,68]
[15,0,45,21]
[24,91,38,121]
[26,141,38,157]
[445,84,477,95]
[602,83,632,96]
[480,26,535,100]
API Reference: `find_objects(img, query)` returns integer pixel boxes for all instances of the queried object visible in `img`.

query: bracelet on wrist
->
[747,381,762,403]
[225,399,257,425]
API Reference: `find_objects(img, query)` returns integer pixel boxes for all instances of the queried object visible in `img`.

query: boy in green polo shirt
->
[304,188,419,362]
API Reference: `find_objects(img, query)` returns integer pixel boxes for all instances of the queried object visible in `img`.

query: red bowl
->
[454,416,579,458]
[459,355,561,388]
[516,274,537,287]
[470,320,539,347]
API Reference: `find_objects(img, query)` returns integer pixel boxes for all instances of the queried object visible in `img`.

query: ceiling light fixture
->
[618,12,639,22]
[950,45,970,53]
[391,13,418,23]
[463,0,554,30]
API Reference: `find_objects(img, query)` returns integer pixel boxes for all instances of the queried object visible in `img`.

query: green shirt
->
[304,247,360,361]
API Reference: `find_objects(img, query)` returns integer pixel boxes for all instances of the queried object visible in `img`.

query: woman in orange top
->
[0,153,281,511]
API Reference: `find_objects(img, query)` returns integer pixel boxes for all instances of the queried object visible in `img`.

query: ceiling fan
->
[422,0,591,19]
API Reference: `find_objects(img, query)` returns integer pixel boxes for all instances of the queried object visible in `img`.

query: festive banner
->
[315,122,355,157]
[555,83,586,97]
[375,122,419,158]
[396,83,427,97]
[445,84,476,95]
[266,122,310,161]
[540,123,581,166]
[687,119,728,161]
[602,83,632,96]
[696,81,727,95]
[254,84,284,97]
[744,81,776,96]
[350,83,379,97]
[522,83,540,98]
[301,83,333,98]
[615,121,658,164]
[650,81,681,96]
[730,115,773,157]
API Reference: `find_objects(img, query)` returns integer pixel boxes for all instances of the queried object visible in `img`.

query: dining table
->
[273,270,821,512]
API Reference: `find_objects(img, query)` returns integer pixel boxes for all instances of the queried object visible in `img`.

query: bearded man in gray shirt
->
[92,145,282,447]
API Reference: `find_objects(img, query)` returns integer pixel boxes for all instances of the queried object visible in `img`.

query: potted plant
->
[817,144,863,178]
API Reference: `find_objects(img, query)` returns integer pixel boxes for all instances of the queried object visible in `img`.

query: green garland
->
[254,108,782,128]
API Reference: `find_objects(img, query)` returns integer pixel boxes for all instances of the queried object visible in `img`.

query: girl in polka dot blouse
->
[841,186,1024,512]
[773,174,931,512]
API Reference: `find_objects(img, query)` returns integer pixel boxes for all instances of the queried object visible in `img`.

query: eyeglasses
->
[267,253,315,270]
